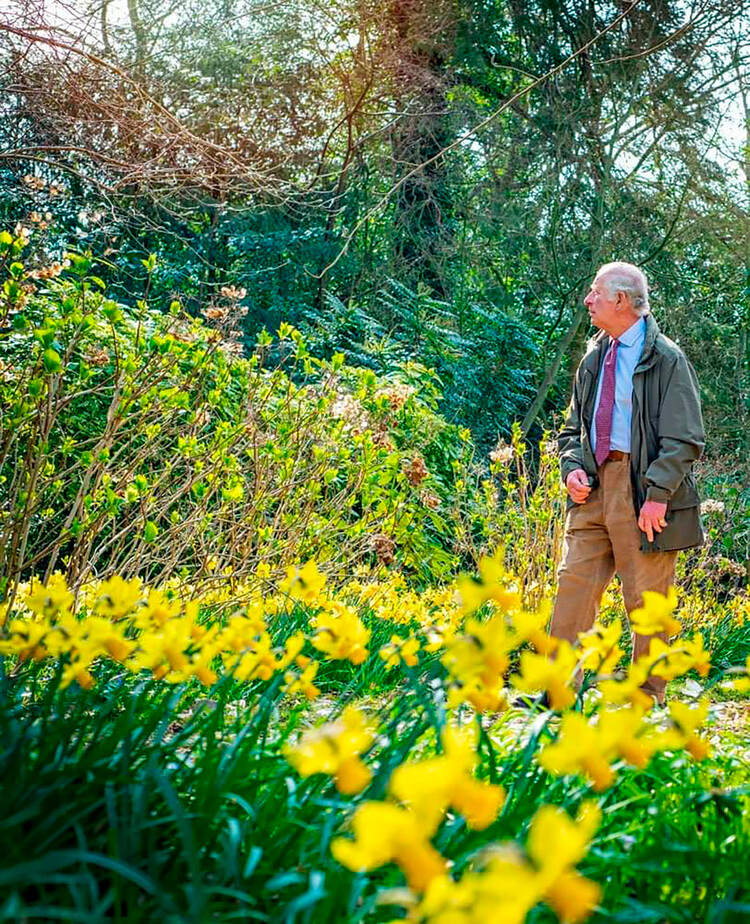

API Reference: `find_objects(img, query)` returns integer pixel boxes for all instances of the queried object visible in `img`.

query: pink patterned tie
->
[594,338,620,466]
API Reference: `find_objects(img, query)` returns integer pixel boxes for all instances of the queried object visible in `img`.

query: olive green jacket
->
[558,313,705,552]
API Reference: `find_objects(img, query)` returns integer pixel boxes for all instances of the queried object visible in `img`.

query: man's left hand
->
[638,500,668,542]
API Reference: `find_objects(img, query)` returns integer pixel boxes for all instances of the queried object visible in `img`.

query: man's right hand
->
[566,468,592,504]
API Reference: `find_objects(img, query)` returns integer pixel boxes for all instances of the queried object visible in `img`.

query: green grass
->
[703,614,750,679]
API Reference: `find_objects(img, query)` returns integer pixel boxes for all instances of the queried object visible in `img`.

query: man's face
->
[584,274,620,332]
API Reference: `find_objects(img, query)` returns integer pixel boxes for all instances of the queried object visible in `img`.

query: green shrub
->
[0,232,490,597]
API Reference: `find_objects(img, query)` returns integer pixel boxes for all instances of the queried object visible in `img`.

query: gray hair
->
[596,262,650,316]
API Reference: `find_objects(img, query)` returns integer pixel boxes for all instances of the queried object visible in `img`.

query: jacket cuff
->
[646,485,671,504]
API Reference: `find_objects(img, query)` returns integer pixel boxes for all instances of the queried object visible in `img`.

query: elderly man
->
[552,261,704,704]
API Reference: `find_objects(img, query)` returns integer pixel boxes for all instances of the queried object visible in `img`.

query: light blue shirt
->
[591,317,646,454]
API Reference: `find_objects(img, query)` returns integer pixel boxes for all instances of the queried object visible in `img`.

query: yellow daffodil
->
[598,660,654,711]
[634,637,683,681]
[597,707,659,770]
[680,635,711,678]
[312,604,370,665]
[0,617,49,661]
[577,621,624,674]
[443,614,513,683]
[129,620,192,677]
[398,875,474,922]
[632,635,711,685]
[538,712,615,791]
[229,633,278,681]
[655,634,711,679]
[442,613,515,714]
[387,847,542,924]
[82,615,136,662]
[380,634,420,669]
[60,660,96,690]
[542,699,705,789]
[277,631,307,670]
[387,802,601,923]
[422,616,459,653]
[244,599,268,633]
[669,697,711,761]
[469,850,543,924]
[284,656,321,700]
[456,551,521,616]
[221,609,268,654]
[284,706,374,794]
[40,612,78,658]
[93,575,143,619]
[512,603,558,656]
[629,586,682,637]
[186,642,219,686]
[446,675,508,714]
[279,559,327,605]
[389,727,505,832]
[527,801,602,917]
[331,801,447,891]
[135,588,181,628]
[544,869,602,924]
[255,561,271,580]
[25,573,74,618]
[511,640,579,710]
[468,613,515,677]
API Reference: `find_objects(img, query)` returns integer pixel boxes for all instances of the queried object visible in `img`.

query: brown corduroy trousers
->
[549,455,677,702]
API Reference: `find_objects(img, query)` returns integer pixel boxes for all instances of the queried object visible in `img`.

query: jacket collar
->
[634,313,661,371]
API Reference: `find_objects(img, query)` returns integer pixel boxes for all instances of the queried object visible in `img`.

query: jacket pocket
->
[668,470,700,510]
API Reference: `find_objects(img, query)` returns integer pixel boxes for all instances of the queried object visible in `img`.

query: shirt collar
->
[616,316,646,348]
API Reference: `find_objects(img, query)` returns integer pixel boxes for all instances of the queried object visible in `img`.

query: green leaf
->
[241,846,263,880]
[0,849,159,893]
[65,251,92,276]
[102,300,123,323]
[42,348,62,373]
[144,520,159,542]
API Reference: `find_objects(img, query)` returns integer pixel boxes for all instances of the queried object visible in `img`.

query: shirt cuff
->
[646,485,671,504]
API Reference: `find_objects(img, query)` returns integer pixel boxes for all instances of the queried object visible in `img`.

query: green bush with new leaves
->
[0,230,490,598]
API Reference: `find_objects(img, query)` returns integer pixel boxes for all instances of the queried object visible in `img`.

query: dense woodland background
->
[2,0,750,459]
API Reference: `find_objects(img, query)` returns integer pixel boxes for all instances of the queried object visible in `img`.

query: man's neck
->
[603,314,642,339]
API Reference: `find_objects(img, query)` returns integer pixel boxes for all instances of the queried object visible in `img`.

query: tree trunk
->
[127,0,148,75]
